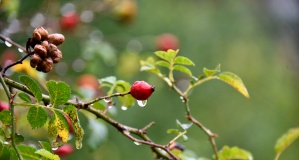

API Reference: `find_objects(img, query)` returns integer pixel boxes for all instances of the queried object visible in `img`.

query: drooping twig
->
[0,75,23,160]
[0,34,33,76]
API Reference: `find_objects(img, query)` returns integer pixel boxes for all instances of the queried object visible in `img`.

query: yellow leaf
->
[12,60,38,79]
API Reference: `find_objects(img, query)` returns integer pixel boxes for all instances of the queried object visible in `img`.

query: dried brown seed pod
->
[33,27,49,41]
[36,58,53,73]
[32,32,42,42]
[41,40,50,52]
[48,34,65,46]
[30,54,42,68]
[52,49,62,63]
[34,44,47,58]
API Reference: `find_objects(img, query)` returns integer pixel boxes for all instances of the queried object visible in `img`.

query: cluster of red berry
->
[27,27,65,73]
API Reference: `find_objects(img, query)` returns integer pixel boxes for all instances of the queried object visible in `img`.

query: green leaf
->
[39,141,53,153]
[115,81,135,108]
[0,110,11,125]
[0,142,10,160]
[173,65,193,77]
[275,128,299,159]
[140,57,160,73]
[156,61,170,69]
[18,93,31,103]
[174,56,195,66]
[48,110,69,147]
[46,81,71,107]
[154,49,178,63]
[17,145,41,160]
[203,64,221,77]
[217,72,249,98]
[35,149,60,160]
[167,129,180,134]
[27,106,48,129]
[19,75,42,102]
[15,133,25,143]
[63,106,84,149]
[100,76,116,85]
[217,146,253,160]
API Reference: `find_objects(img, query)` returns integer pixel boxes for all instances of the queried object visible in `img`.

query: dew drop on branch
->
[52,147,58,151]
[18,48,23,53]
[134,141,141,145]
[5,41,12,47]
[137,100,147,107]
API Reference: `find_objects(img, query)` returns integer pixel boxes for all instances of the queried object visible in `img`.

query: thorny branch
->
[0,34,180,159]
[157,69,220,159]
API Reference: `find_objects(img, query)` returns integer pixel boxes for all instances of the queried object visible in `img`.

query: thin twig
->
[0,75,23,160]
[0,34,32,76]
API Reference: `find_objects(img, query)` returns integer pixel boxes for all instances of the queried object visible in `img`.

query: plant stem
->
[3,76,178,159]
[0,34,31,76]
[0,75,23,160]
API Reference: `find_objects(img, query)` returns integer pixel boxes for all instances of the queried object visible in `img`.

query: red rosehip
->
[59,12,79,31]
[130,81,155,100]
[0,101,10,111]
[156,33,179,51]
[54,144,74,157]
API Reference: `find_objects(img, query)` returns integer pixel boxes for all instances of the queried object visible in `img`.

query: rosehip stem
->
[0,74,23,160]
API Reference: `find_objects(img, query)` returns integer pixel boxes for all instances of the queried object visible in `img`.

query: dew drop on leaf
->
[5,41,12,47]
[134,141,141,145]
[121,106,128,110]
[18,48,23,52]
[137,100,147,107]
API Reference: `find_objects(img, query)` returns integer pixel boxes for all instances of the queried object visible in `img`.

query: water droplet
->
[18,48,24,52]
[5,41,12,47]
[103,97,112,103]
[137,100,147,107]
[180,96,185,103]
[121,106,128,110]
[52,147,58,151]
[134,141,141,145]
[3,141,9,145]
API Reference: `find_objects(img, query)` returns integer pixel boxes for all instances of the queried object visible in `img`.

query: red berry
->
[156,33,179,51]
[0,101,10,111]
[130,81,155,100]
[59,12,79,31]
[54,144,74,157]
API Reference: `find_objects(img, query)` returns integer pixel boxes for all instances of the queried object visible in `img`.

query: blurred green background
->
[1,0,299,159]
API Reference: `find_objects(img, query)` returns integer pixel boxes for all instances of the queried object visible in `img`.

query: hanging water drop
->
[5,41,12,47]
[3,141,9,145]
[18,48,24,52]
[137,100,147,107]
[180,96,185,103]
[103,97,112,103]
[134,141,141,145]
[121,106,128,110]
[52,146,58,151]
